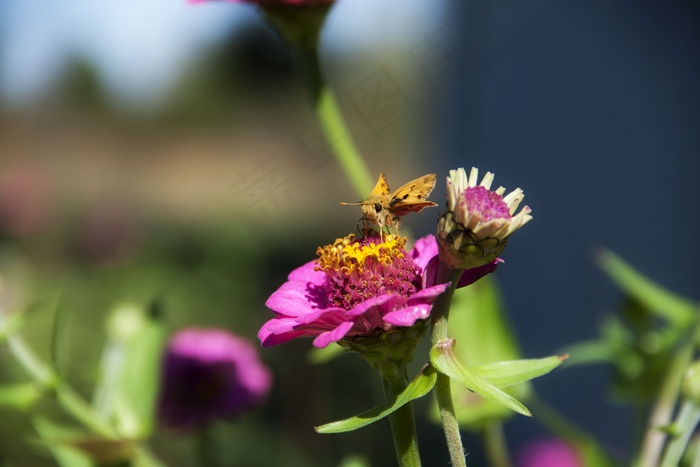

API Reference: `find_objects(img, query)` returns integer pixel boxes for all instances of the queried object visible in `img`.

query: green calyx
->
[437,211,507,270]
[339,322,427,379]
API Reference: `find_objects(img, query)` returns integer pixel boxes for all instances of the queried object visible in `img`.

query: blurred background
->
[0,0,699,465]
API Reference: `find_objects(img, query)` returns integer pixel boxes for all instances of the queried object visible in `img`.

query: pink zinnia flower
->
[259,234,497,349]
[158,328,273,429]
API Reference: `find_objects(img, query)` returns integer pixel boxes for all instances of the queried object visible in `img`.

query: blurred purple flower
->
[517,438,582,467]
[158,328,273,429]
[259,234,497,349]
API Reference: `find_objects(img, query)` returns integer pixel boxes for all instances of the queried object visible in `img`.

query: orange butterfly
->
[341,173,437,236]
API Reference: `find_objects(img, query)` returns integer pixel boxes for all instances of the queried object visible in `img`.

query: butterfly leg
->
[387,215,401,238]
[357,216,377,239]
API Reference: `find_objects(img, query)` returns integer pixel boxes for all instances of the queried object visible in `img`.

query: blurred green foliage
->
[0,208,411,466]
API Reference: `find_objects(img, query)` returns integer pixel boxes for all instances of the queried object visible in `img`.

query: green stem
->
[636,335,694,467]
[316,87,374,198]
[660,401,700,467]
[197,425,221,467]
[6,333,118,438]
[430,266,464,346]
[286,29,374,199]
[383,373,422,467]
[430,265,467,467]
[434,372,465,467]
[482,422,511,467]
[693,438,700,467]
[293,40,323,107]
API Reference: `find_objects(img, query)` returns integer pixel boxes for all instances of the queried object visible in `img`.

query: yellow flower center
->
[315,234,407,274]
[315,234,419,311]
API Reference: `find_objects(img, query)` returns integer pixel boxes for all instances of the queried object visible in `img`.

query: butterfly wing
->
[369,172,391,198]
[388,173,438,217]
[340,173,390,206]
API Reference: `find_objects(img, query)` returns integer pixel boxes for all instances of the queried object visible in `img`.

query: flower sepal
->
[437,211,507,269]
[339,321,428,379]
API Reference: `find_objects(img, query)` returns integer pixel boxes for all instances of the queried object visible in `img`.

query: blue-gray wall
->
[440,0,700,456]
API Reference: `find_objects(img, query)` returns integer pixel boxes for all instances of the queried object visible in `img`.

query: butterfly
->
[340,173,437,237]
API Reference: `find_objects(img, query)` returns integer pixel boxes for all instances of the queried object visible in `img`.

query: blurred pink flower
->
[0,166,52,237]
[517,438,583,467]
[259,234,497,349]
[158,328,273,429]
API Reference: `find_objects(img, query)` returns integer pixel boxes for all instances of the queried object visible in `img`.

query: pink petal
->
[410,234,439,271]
[259,316,299,333]
[312,321,354,348]
[258,319,309,347]
[384,303,432,327]
[265,279,326,317]
[422,255,441,289]
[288,260,325,286]
[296,306,348,326]
[343,294,397,318]
[457,260,499,288]
[408,283,450,305]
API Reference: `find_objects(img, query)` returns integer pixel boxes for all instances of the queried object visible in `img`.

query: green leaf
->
[0,311,26,344]
[470,355,567,388]
[315,364,437,434]
[430,339,531,417]
[561,340,615,366]
[0,383,42,410]
[338,455,371,467]
[32,417,92,467]
[0,295,64,344]
[596,249,697,325]
[434,277,534,429]
[307,344,344,365]
[93,301,165,439]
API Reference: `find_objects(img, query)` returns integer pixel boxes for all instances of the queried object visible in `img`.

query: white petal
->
[503,188,524,214]
[446,178,457,210]
[477,219,507,238]
[468,167,479,187]
[480,172,495,189]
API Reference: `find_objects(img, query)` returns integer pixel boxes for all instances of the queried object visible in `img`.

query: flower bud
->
[682,360,700,405]
[437,167,532,269]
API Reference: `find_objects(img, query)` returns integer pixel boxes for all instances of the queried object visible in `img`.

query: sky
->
[0,0,246,108]
[0,0,448,110]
